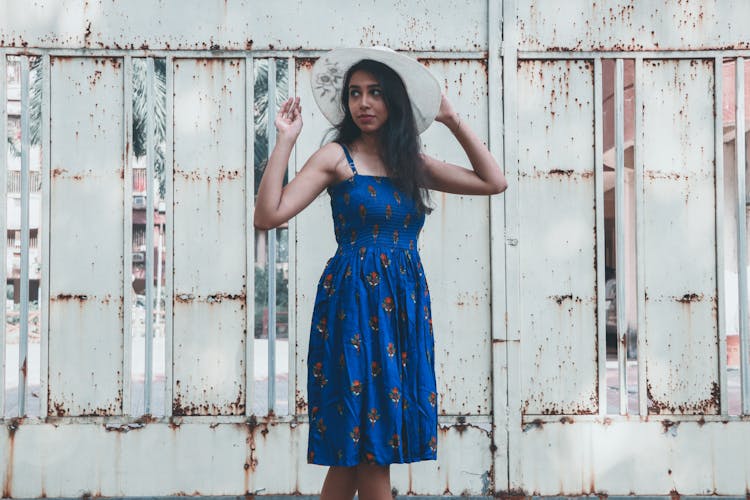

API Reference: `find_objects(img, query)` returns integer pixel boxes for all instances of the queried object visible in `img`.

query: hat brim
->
[311,46,441,134]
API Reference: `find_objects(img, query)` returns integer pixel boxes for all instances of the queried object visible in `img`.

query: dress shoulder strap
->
[339,143,358,174]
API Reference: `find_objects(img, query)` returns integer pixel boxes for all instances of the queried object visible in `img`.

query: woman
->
[254,47,507,499]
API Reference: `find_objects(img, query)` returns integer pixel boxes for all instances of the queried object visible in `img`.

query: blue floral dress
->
[307,143,438,466]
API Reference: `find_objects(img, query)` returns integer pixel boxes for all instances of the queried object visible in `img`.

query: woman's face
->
[347,70,389,133]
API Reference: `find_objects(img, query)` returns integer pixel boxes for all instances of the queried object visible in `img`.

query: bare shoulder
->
[303,141,346,175]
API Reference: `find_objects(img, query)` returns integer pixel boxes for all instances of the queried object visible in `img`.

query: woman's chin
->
[356,124,383,134]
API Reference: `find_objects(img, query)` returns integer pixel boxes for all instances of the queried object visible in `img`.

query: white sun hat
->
[310,46,442,134]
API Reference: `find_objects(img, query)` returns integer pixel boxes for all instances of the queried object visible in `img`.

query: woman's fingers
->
[278,99,289,120]
[279,97,301,121]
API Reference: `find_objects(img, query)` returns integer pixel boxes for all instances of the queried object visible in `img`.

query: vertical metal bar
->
[39,53,50,418]
[714,56,728,416]
[489,0,509,489]
[502,0,521,492]
[614,57,627,415]
[267,57,277,414]
[122,55,134,416]
[144,57,155,415]
[163,55,174,417]
[285,56,296,417]
[245,55,255,416]
[18,55,30,416]
[0,54,7,417]
[635,57,648,416]
[594,57,606,416]
[736,56,749,415]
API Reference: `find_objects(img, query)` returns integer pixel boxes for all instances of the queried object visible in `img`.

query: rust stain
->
[648,379,719,415]
[104,421,147,433]
[549,168,575,176]
[548,293,588,305]
[238,414,275,476]
[540,403,596,416]
[83,21,92,46]
[168,416,183,430]
[174,170,203,181]
[675,292,704,303]
[175,293,245,304]
[661,419,679,434]
[519,169,594,179]
[52,293,89,301]
[51,400,67,417]
[296,57,316,71]
[172,381,245,416]
[3,417,22,498]
[88,69,103,87]
[217,167,241,181]
[522,418,544,432]
[295,391,308,413]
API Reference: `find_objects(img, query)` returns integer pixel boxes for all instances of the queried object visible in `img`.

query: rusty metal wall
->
[515,59,599,416]
[638,59,719,415]
[48,57,125,417]
[504,0,750,496]
[2,0,750,497]
[172,58,248,416]
[517,0,750,52]
[0,0,488,52]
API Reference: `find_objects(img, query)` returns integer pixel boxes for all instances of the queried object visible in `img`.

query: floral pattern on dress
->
[307,143,437,467]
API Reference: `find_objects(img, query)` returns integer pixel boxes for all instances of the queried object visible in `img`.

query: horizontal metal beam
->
[0,48,489,59]
[519,49,750,59]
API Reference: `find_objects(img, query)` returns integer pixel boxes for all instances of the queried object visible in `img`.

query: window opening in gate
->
[4,55,42,417]
[253,58,290,416]
[130,57,167,416]
[722,56,750,416]
[602,58,639,414]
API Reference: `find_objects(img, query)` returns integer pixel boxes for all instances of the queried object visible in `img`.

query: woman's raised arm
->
[253,97,342,230]
[420,94,508,196]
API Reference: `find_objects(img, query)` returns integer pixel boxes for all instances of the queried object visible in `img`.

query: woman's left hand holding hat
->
[434,93,460,130]
[275,96,303,142]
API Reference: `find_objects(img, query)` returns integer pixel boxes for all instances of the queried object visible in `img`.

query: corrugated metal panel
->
[516,60,598,415]
[517,0,750,52]
[639,59,719,415]
[0,0,487,52]
[171,58,247,416]
[48,57,125,416]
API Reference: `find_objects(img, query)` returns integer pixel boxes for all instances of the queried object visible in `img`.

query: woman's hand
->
[275,96,302,142]
[434,93,459,129]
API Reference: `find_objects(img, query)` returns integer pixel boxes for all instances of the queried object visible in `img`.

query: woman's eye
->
[349,90,360,97]
[372,89,382,96]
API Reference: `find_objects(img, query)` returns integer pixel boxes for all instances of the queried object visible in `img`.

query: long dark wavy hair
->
[330,59,433,214]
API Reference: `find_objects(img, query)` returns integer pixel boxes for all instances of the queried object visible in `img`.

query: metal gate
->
[0,0,749,497]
